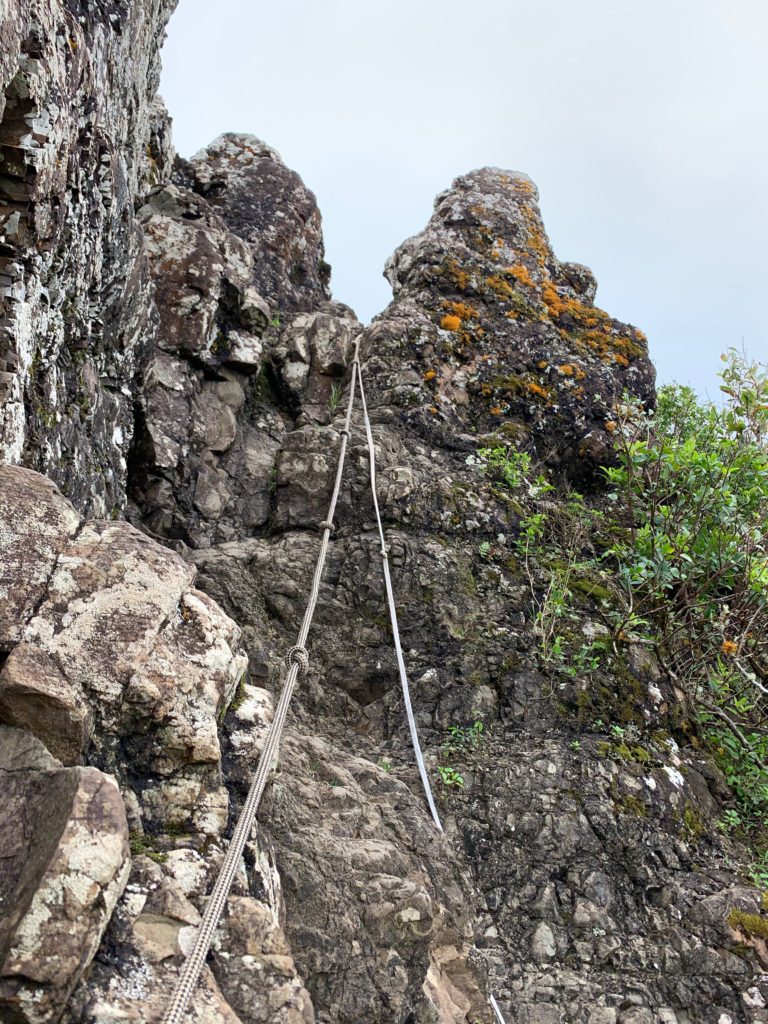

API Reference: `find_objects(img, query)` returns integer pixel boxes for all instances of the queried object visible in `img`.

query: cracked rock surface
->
[0,4,766,1024]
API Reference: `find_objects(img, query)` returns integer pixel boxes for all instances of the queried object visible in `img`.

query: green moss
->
[615,794,648,818]
[569,574,613,604]
[682,802,706,840]
[129,831,168,864]
[456,565,478,597]
[727,908,768,940]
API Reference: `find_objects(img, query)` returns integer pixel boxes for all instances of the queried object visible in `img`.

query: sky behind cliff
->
[160,0,767,398]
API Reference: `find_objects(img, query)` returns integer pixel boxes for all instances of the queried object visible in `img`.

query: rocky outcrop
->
[0,0,175,516]
[1,4,767,1024]
[378,167,655,478]
[0,727,130,1024]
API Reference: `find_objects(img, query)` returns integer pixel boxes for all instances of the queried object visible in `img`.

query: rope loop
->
[319,519,336,534]
[287,644,310,676]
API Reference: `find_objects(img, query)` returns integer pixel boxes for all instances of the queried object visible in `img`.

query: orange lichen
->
[489,406,503,415]
[485,275,515,301]
[429,405,439,415]
[538,360,549,370]
[558,364,574,376]
[424,369,437,381]
[504,264,534,288]
[440,314,462,332]
[526,382,550,399]
[505,311,519,320]
[443,300,479,322]
[440,258,470,291]
[605,421,617,433]
[541,282,566,317]
[721,639,739,655]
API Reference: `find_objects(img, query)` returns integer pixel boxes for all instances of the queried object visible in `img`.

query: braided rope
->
[287,644,310,675]
[160,340,361,1024]
[490,994,508,1023]
[356,363,443,832]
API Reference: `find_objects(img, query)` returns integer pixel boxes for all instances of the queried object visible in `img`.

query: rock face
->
[1,5,767,1024]
[0,0,175,517]
[380,167,655,478]
[0,727,130,1024]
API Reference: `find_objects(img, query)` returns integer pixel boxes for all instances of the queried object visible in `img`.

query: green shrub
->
[601,349,768,828]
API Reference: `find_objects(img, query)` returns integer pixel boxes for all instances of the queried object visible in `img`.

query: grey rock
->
[0,727,130,1023]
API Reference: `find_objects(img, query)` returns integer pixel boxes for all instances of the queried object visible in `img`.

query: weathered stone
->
[0,0,176,516]
[0,465,80,650]
[0,726,130,1024]
[0,643,92,765]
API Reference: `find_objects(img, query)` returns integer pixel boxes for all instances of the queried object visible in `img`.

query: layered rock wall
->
[1,5,767,1024]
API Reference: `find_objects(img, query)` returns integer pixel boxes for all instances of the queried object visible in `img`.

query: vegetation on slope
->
[478,349,768,881]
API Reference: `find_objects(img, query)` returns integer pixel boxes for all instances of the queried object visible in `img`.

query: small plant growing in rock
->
[328,381,343,415]
[437,765,465,788]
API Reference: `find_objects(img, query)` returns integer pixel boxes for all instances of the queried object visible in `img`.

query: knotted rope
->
[161,341,361,1024]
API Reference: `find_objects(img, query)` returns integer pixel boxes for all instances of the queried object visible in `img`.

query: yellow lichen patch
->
[721,639,738,655]
[440,314,462,332]
[505,310,519,320]
[520,203,550,265]
[443,300,479,322]
[437,257,470,291]
[485,275,515,301]
[605,420,617,433]
[558,364,574,376]
[429,405,439,415]
[489,406,503,415]
[572,328,644,365]
[504,264,534,288]
[538,360,549,370]
[526,381,550,400]
[423,369,437,381]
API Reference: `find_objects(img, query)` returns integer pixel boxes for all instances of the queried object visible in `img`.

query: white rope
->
[490,993,508,1023]
[355,360,443,832]
[160,341,361,1024]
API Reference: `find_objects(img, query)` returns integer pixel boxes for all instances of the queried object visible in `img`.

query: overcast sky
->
[160,0,767,397]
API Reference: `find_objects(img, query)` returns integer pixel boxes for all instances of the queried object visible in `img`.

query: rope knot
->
[319,520,336,534]
[287,644,310,676]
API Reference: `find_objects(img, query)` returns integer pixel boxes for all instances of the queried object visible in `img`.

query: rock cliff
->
[1,4,766,1024]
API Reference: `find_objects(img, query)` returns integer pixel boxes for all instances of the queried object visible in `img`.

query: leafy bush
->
[601,350,768,829]
[481,350,768,838]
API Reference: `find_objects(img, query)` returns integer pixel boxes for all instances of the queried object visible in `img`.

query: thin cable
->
[160,340,361,1024]
[356,361,443,832]
[490,994,508,1023]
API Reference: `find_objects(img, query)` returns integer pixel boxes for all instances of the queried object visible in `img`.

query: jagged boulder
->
[0,727,131,1024]
[376,168,656,477]
[177,134,331,315]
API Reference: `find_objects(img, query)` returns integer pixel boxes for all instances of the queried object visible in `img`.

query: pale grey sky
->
[160,0,767,397]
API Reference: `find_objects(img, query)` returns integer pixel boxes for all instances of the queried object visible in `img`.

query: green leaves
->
[603,349,768,830]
